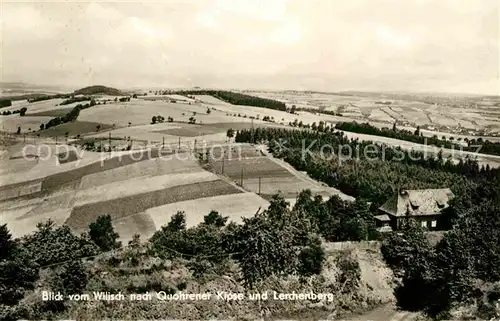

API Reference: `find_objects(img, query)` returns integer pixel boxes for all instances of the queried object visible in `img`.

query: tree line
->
[1,107,27,116]
[59,96,92,106]
[28,94,71,103]
[172,90,287,111]
[41,99,97,131]
[336,121,500,157]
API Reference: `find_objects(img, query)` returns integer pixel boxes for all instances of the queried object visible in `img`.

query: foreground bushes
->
[150,197,326,287]
[1,193,391,319]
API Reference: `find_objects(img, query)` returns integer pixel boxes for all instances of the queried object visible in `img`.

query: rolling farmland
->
[1,88,499,241]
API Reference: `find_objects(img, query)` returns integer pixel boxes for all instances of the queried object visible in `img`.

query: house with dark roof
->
[377,188,454,231]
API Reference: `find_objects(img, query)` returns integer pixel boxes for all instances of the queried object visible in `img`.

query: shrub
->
[203,210,228,227]
[21,220,99,267]
[50,260,88,295]
[298,235,325,276]
[336,253,361,294]
[0,225,39,306]
[88,215,121,252]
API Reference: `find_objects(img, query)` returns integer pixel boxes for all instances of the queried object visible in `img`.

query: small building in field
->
[377,188,454,231]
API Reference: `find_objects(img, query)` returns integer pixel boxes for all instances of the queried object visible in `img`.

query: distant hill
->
[74,85,124,96]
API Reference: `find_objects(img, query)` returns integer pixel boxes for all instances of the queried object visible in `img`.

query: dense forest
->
[235,127,499,211]
[336,121,500,157]
[173,90,287,111]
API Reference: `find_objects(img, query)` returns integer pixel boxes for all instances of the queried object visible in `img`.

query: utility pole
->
[240,169,243,186]
[162,136,164,148]
[251,118,254,144]
[178,137,181,150]
[258,176,261,195]
[55,136,58,145]
[194,139,197,153]
[108,132,111,153]
[221,151,225,175]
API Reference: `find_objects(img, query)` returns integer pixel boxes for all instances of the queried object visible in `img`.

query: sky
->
[1,0,499,94]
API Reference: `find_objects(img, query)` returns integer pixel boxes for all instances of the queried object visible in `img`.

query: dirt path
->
[340,304,422,321]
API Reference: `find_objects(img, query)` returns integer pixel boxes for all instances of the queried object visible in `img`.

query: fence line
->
[325,241,381,251]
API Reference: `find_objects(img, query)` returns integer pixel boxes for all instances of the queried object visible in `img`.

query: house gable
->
[379,188,454,218]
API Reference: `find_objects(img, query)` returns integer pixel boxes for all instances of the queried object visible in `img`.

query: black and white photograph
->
[0,0,499,320]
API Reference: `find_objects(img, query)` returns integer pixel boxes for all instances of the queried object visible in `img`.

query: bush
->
[336,253,361,294]
[50,260,88,295]
[203,210,228,227]
[21,220,99,267]
[298,236,325,276]
[0,225,39,306]
[88,215,121,252]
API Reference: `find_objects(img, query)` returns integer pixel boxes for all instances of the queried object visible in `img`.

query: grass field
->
[155,122,276,137]
[78,154,201,189]
[210,157,292,179]
[112,212,157,242]
[78,99,225,127]
[38,121,114,137]
[66,179,242,232]
[146,192,270,230]
[0,115,53,133]
[0,143,259,239]
[28,107,74,117]
[74,171,219,206]
[208,152,354,202]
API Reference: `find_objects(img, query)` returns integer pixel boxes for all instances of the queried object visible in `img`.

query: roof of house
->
[379,188,454,217]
